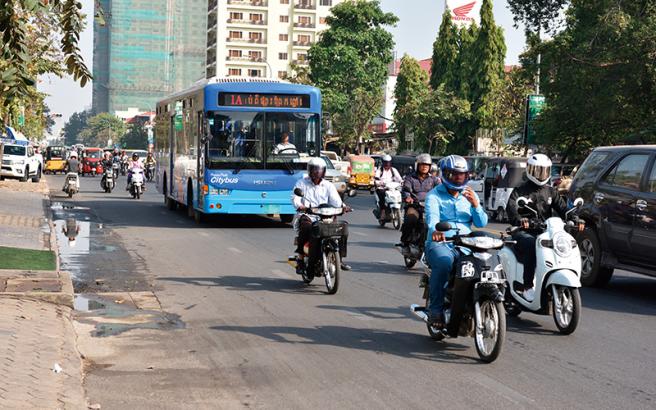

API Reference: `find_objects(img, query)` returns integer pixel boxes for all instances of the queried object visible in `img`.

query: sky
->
[39,0,527,136]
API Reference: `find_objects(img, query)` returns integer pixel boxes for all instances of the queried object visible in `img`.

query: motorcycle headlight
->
[553,232,572,258]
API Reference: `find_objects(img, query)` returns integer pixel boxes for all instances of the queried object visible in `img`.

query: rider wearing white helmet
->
[374,154,402,219]
[292,157,351,271]
[507,154,581,302]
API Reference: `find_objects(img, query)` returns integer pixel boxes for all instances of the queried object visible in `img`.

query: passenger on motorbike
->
[425,155,488,327]
[62,152,80,192]
[126,153,143,190]
[374,154,402,220]
[101,152,113,186]
[145,152,156,167]
[292,157,351,272]
[506,153,583,302]
[398,154,440,254]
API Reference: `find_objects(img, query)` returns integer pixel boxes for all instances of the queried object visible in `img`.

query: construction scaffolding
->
[92,0,207,114]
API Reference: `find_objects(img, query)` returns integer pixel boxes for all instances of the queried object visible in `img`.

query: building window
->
[248,69,261,77]
[297,53,308,61]
[298,16,311,25]
[280,15,289,23]
[279,34,289,41]
[250,13,263,22]
[320,0,332,5]
[249,32,263,41]
[229,49,242,58]
[280,0,289,3]
[319,17,327,24]
[298,34,311,44]
[278,71,287,79]
[229,31,242,39]
[229,12,243,20]
[228,68,242,76]
[279,52,288,60]
[249,50,262,60]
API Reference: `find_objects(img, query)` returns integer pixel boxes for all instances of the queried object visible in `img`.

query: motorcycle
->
[287,188,348,295]
[112,162,120,179]
[411,222,508,363]
[395,193,426,269]
[498,196,584,335]
[373,180,402,230]
[101,167,114,193]
[129,168,144,199]
[63,172,79,198]
[145,162,155,182]
[120,158,128,176]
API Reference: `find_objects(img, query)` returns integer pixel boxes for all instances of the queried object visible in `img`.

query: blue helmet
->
[440,155,469,191]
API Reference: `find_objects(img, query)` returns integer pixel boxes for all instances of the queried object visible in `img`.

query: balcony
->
[292,59,309,65]
[227,0,268,6]
[293,22,316,29]
[226,18,267,25]
[226,56,266,63]
[292,41,312,47]
[294,2,315,10]
[226,37,266,44]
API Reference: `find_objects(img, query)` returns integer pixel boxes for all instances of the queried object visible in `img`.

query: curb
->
[0,269,74,308]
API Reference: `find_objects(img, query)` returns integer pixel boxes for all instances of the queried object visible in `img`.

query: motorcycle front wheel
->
[404,256,416,269]
[474,300,506,363]
[392,209,401,230]
[552,286,581,335]
[324,251,341,295]
[425,291,444,341]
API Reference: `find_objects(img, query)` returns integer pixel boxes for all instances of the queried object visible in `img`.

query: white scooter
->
[63,172,79,198]
[101,167,114,193]
[374,180,402,229]
[129,168,144,199]
[498,196,584,335]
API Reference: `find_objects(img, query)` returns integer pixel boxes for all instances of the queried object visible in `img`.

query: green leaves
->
[78,113,127,147]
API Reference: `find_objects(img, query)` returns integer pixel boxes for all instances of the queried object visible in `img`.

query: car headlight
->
[15,159,25,165]
[553,232,572,258]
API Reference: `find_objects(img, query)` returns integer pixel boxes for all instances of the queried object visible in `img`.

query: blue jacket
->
[425,184,488,247]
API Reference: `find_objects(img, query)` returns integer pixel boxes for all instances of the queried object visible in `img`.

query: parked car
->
[551,163,577,194]
[321,150,350,178]
[0,139,42,182]
[568,145,656,286]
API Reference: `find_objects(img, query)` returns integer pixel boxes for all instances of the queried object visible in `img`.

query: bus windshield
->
[207,111,319,169]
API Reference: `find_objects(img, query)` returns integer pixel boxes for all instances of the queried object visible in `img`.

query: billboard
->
[524,95,546,145]
[446,0,482,27]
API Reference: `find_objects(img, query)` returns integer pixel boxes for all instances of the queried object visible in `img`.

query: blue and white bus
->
[155,78,322,222]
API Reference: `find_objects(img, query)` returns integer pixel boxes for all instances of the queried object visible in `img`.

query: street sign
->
[524,94,545,145]
[175,101,183,132]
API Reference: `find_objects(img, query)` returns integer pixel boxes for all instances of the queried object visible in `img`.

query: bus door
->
[197,111,205,209]
[169,115,175,200]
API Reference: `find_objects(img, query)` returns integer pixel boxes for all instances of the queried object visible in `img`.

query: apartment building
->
[206,0,343,79]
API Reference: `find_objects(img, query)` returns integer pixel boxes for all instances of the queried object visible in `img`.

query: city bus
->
[155,78,322,223]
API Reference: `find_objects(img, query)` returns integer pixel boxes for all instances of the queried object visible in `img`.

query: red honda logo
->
[453,1,475,20]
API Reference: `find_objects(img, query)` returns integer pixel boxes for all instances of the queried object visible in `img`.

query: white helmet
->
[382,154,392,162]
[307,157,326,179]
[69,151,77,159]
[415,153,432,171]
[526,154,552,186]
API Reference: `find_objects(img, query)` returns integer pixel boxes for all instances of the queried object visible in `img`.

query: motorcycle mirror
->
[435,222,452,232]
[516,196,529,208]
[573,197,584,208]
[348,189,357,198]
[293,188,304,197]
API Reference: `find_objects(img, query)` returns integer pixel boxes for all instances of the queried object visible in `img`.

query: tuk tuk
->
[81,147,104,176]
[471,158,527,222]
[347,155,375,196]
[44,146,67,174]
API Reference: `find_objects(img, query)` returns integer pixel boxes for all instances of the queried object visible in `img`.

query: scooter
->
[287,188,348,295]
[63,172,79,198]
[498,196,584,335]
[145,162,155,182]
[373,180,402,230]
[129,168,144,199]
[112,162,120,179]
[411,222,508,363]
[101,167,114,193]
[395,193,426,269]
[120,157,128,176]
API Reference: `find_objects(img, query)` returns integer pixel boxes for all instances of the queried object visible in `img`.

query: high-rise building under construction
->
[92,0,207,115]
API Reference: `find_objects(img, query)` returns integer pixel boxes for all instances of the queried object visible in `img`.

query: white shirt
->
[376,166,402,187]
[292,177,343,226]
[273,142,297,154]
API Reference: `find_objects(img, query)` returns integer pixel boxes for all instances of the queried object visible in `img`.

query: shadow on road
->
[157,275,327,295]
[210,324,481,364]
[316,304,410,320]
[506,316,561,336]
[350,241,399,250]
[581,273,656,316]
[347,260,419,276]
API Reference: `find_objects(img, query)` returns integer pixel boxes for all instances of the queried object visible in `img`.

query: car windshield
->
[85,150,101,159]
[206,111,319,170]
[3,145,26,156]
[322,156,335,169]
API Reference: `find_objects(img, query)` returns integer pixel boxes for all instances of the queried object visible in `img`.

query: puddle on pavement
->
[51,202,90,211]
[74,293,185,337]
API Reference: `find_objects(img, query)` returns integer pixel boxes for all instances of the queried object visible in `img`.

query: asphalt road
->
[47,174,656,409]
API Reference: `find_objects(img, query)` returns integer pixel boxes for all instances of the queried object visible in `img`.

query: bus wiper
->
[232,142,258,174]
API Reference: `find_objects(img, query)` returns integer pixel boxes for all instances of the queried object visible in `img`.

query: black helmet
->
[132,152,139,160]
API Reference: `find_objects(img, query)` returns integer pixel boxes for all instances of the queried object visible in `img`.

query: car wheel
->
[31,166,41,183]
[20,167,28,182]
[578,227,614,287]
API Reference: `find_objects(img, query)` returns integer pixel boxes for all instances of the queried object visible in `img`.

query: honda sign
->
[446,0,482,27]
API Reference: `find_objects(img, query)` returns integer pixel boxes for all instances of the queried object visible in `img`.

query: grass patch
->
[0,246,56,270]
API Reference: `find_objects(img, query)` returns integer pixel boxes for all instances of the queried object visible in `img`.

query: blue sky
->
[39,0,526,135]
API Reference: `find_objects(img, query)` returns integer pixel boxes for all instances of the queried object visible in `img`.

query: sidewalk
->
[0,179,87,409]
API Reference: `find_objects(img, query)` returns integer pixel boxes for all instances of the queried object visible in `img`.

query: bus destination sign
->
[218,93,311,109]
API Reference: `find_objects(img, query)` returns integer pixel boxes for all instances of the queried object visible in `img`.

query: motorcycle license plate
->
[263,204,280,214]
[356,174,369,184]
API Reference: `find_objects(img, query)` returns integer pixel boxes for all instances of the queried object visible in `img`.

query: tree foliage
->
[393,55,429,151]
[308,0,397,147]
[62,110,91,146]
[507,0,569,35]
[430,11,458,90]
[533,0,656,159]
[78,113,126,147]
[121,119,149,150]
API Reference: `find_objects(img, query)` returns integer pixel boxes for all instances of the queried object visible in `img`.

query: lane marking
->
[352,231,367,237]
[228,247,243,254]
[198,231,210,237]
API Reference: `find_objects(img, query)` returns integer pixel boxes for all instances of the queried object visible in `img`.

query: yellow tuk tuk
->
[44,146,67,174]
[347,155,375,196]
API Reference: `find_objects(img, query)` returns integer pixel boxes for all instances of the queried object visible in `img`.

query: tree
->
[121,120,149,150]
[0,0,92,106]
[309,0,398,148]
[430,10,459,90]
[468,0,507,129]
[62,110,91,146]
[507,0,569,35]
[79,113,126,147]
[393,55,429,151]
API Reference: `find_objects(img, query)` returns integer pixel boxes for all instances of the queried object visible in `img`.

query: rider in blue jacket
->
[424,155,488,327]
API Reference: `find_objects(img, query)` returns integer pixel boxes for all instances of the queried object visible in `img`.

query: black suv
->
[569,145,656,286]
